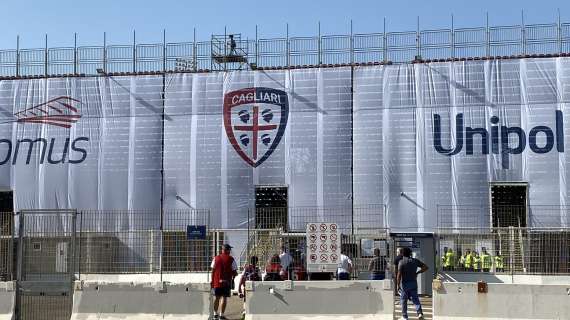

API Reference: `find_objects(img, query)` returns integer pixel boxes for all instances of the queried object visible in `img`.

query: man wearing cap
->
[211,244,238,320]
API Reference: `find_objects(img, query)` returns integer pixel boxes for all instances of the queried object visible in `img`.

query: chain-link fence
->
[437,227,570,275]
[1,18,570,76]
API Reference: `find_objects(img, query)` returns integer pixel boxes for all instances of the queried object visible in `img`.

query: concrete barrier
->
[71,281,211,320]
[0,282,15,320]
[433,281,570,320]
[245,280,394,320]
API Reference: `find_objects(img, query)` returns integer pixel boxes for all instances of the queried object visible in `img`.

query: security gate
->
[17,210,76,320]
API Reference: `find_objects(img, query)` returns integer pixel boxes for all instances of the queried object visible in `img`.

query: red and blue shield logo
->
[223,87,289,167]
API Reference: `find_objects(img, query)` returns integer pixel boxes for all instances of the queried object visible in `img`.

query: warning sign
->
[306,222,341,273]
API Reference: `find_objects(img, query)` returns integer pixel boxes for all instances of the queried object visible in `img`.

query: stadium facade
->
[1,57,570,230]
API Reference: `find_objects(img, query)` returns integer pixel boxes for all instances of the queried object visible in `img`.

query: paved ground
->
[394,296,433,320]
[215,294,433,320]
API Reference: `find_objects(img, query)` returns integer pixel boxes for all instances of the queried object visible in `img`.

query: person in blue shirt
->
[396,247,428,320]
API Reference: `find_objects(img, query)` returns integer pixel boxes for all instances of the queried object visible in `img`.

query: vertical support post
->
[16,212,24,283]
[451,15,455,60]
[16,35,20,77]
[416,16,420,60]
[103,32,107,73]
[350,20,354,64]
[224,26,227,72]
[133,30,137,73]
[318,21,322,64]
[44,34,48,77]
[383,18,387,63]
[77,210,83,280]
[286,23,290,67]
[74,33,78,75]
[193,28,197,71]
[486,12,490,57]
[521,10,526,55]
[162,29,167,73]
[70,211,77,288]
[247,208,250,262]
[255,25,259,67]
[558,9,563,54]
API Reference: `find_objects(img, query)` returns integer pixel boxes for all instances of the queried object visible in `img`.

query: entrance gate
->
[17,210,76,320]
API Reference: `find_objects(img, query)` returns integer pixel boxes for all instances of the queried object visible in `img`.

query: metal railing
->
[437,227,570,275]
[437,205,570,229]
[1,18,570,77]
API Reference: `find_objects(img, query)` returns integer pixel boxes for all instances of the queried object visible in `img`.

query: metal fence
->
[437,227,570,275]
[242,205,390,279]
[1,18,570,77]
[437,205,569,229]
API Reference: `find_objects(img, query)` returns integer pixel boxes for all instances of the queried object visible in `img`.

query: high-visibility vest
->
[464,254,473,268]
[494,256,504,268]
[459,255,465,267]
[480,253,492,269]
[444,251,455,267]
[473,256,480,270]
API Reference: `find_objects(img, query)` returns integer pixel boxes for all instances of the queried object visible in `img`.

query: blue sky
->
[0,0,568,49]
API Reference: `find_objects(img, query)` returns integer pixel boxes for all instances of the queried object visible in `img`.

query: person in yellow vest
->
[458,250,466,271]
[444,248,455,271]
[480,248,492,272]
[494,251,504,272]
[473,251,481,272]
[440,247,448,271]
[464,249,473,272]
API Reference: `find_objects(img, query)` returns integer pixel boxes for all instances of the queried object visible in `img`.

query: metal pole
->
[318,21,322,64]
[416,16,420,60]
[451,15,455,60]
[163,29,167,73]
[224,26,227,71]
[286,23,290,67]
[133,30,136,73]
[486,12,490,57]
[383,18,387,62]
[193,28,197,71]
[74,33,78,75]
[350,20,354,64]
[44,34,48,77]
[558,9,563,54]
[255,25,259,67]
[521,10,526,55]
[103,32,107,73]
[16,36,20,77]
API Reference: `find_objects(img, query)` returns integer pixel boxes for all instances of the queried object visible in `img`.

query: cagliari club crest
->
[223,87,289,167]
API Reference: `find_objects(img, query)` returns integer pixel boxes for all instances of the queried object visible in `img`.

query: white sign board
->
[306,223,341,273]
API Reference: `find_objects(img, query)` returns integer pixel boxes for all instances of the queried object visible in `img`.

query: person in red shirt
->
[210,244,237,320]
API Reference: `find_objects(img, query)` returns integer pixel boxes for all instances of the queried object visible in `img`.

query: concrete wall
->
[439,272,570,285]
[71,281,211,320]
[245,280,394,320]
[0,282,14,320]
[433,281,570,320]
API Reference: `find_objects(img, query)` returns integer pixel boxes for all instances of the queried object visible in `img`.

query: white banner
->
[1,58,569,230]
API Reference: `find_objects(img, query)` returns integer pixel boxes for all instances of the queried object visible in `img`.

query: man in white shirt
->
[337,250,353,280]
[279,246,293,280]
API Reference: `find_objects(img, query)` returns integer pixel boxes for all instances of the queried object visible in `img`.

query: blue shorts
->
[338,272,350,280]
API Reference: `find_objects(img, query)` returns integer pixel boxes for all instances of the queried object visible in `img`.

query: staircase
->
[394,296,433,320]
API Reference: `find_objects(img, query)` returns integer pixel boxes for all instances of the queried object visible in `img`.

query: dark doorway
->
[0,191,13,213]
[491,184,527,228]
[255,186,287,229]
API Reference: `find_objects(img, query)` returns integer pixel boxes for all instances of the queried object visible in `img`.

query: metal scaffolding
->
[0,16,570,77]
